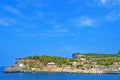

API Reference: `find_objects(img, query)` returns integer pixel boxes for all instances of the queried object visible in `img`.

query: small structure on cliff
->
[47,62,56,67]
[72,53,84,59]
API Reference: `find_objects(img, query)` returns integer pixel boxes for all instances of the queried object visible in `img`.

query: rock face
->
[42,66,62,72]
[4,66,24,73]
[4,65,119,74]
[4,58,43,73]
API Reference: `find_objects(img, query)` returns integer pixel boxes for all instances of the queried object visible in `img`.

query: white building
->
[19,63,24,67]
[47,62,56,67]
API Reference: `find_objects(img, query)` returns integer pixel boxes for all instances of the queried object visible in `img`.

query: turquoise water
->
[0,67,120,80]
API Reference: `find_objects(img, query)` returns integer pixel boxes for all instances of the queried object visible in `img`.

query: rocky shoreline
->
[4,66,119,74]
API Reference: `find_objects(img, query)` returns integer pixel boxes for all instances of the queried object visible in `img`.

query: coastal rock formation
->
[4,54,120,74]
[4,66,23,73]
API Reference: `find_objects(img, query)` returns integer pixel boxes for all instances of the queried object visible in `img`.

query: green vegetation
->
[73,53,120,66]
[25,55,71,66]
[29,63,34,67]
[97,58,115,65]
[76,64,83,68]
[18,52,120,69]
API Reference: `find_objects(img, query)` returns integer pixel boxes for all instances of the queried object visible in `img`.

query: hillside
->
[4,53,120,73]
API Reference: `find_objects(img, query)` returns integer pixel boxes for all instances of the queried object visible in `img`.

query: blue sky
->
[0,0,120,66]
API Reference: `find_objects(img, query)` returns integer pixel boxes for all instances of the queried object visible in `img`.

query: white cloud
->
[75,17,97,28]
[70,12,120,29]
[3,5,24,17]
[100,0,107,4]
[105,11,120,21]
[80,18,94,26]
[96,0,120,7]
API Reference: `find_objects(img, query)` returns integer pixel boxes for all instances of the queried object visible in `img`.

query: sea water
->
[0,67,120,80]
